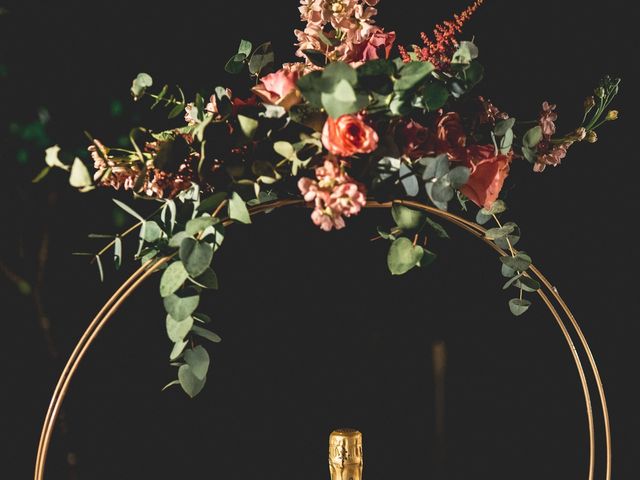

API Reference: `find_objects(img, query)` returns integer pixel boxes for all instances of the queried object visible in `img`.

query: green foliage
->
[179,238,213,278]
[228,192,251,224]
[131,73,153,100]
[392,204,426,232]
[163,291,200,322]
[387,237,425,275]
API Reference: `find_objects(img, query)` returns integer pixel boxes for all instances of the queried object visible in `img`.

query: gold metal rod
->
[530,266,612,480]
[35,257,169,480]
[34,198,609,480]
[393,199,610,480]
[34,259,154,476]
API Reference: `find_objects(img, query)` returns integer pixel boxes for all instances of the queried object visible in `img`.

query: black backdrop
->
[1,0,638,479]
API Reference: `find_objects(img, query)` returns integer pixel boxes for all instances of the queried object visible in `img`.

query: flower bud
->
[584,96,595,111]
[574,127,587,141]
[606,110,619,121]
[594,87,605,99]
[586,131,598,143]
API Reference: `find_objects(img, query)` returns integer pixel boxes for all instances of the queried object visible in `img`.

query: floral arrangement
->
[40,0,620,397]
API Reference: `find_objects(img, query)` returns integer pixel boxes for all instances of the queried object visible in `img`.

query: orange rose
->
[322,114,379,157]
[460,145,512,209]
[252,68,302,111]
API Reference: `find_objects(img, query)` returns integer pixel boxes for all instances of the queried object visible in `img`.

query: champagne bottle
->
[328,429,363,480]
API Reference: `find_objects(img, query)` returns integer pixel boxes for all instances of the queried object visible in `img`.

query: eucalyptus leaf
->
[494,118,516,136]
[180,238,213,278]
[190,267,218,289]
[509,298,531,316]
[131,73,153,100]
[186,215,215,236]
[169,339,189,361]
[69,158,92,189]
[192,325,222,343]
[178,364,206,398]
[163,292,200,321]
[387,237,424,275]
[168,231,191,248]
[228,192,251,224]
[160,261,189,298]
[500,252,532,272]
[485,224,515,241]
[184,346,210,380]
[399,163,419,197]
[523,126,543,148]
[166,314,194,343]
[392,204,426,232]
[237,115,258,139]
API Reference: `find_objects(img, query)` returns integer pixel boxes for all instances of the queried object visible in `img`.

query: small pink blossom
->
[298,158,366,231]
[534,143,568,172]
[539,101,558,137]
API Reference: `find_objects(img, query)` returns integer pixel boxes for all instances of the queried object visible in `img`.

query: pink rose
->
[359,30,396,62]
[322,114,379,157]
[460,145,512,209]
[252,68,302,111]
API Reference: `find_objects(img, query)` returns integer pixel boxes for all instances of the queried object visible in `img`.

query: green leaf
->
[522,145,537,163]
[387,237,424,275]
[161,379,181,392]
[321,79,360,118]
[494,118,516,136]
[451,41,478,64]
[184,346,210,380]
[166,314,194,342]
[238,39,253,57]
[228,192,251,224]
[422,82,449,111]
[131,73,153,100]
[193,312,212,324]
[163,292,199,321]
[516,276,541,292]
[500,128,514,154]
[113,198,144,222]
[169,339,188,361]
[248,42,274,76]
[192,325,222,343]
[502,272,524,290]
[69,158,92,189]
[302,49,326,67]
[425,216,450,239]
[273,141,295,159]
[395,61,435,92]
[476,210,492,225]
[197,191,227,213]
[322,61,357,86]
[225,53,247,74]
[190,267,218,289]
[160,261,189,298]
[523,126,543,148]
[168,231,191,248]
[142,220,163,242]
[500,252,532,272]
[447,166,470,188]
[186,215,215,236]
[178,364,206,398]
[180,238,213,278]
[296,71,323,107]
[392,204,426,232]
[484,224,515,241]
[399,163,419,197]
[501,263,517,278]
[45,144,68,169]
[509,298,531,316]
[237,114,258,139]
[479,199,507,216]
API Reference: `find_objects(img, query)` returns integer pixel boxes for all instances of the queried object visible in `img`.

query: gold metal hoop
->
[34,199,611,480]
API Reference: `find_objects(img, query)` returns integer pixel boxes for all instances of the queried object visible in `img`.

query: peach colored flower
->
[539,101,557,137]
[252,68,302,111]
[298,158,366,231]
[460,145,512,209]
[322,114,379,157]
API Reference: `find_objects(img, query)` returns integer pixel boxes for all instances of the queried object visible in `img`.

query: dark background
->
[1,0,638,479]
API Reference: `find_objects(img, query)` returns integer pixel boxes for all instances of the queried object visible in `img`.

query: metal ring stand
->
[34,199,611,480]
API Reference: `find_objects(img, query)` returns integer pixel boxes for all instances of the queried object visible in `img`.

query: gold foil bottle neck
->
[329,429,363,480]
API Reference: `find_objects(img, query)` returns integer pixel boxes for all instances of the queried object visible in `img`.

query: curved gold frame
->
[34,199,611,480]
